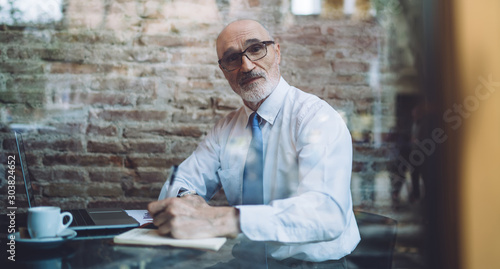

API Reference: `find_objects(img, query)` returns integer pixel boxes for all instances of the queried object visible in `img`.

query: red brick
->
[52,31,125,45]
[89,168,137,182]
[125,156,184,169]
[25,153,41,167]
[135,168,167,183]
[291,85,324,98]
[170,65,218,80]
[170,139,199,156]
[171,49,217,66]
[333,35,379,50]
[5,75,47,91]
[189,80,214,89]
[283,57,331,72]
[43,183,84,197]
[123,125,205,139]
[331,61,370,74]
[126,141,166,154]
[37,47,89,63]
[278,35,331,46]
[248,0,260,7]
[122,127,168,138]
[175,92,212,109]
[87,183,123,197]
[328,74,368,85]
[2,138,17,151]
[0,91,45,106]
[0,62,45,74]
[335,51,345,59]
[69,92,133,106]
[280,25,322,36]
[97,110,168,122]
[167,126,205,138]
[43,154,123,167]
[91,77,157,95]
[50,62,128,75]
[31,183,42,196]
[331,22,382,37]
[27,168,52,182]
[136,95,155,105]
[0,31,26,43]
[125,47,170,63]
[86,124,118,136]
[123,183,162,199]
[128,65,160,77]
[38,123,86,135]
[25,139,84,152]
[53,169,86,181]
[326,85,374,100]
[87,140,126,154]
[137,35,211,48]
[172,109,221,124]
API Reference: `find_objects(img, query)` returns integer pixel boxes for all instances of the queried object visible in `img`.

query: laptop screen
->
[11,131,140,233]
[14,131,36,208]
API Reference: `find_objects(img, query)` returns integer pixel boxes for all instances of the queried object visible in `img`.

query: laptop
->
[14,131,139,233]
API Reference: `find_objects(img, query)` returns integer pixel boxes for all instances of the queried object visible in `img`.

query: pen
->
[166,165,178,197]
[165,165,197,198]
[147,165,179,222]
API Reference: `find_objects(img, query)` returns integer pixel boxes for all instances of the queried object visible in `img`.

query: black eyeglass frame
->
[218,41,275,72]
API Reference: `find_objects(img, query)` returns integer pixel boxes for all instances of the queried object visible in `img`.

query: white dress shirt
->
[159,77,360,262]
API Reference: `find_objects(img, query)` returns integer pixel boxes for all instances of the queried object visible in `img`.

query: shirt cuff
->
[235,204,279,241]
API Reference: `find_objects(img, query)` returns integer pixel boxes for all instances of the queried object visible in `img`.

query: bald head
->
[216,20,274,60]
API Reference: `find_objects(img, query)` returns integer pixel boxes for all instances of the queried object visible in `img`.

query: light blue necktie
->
[242,112,264,205]
[240,112,267,269]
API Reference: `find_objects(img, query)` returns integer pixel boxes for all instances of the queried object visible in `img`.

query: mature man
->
[148,20,360,268]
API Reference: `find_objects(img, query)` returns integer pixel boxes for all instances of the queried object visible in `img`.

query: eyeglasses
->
[218,41,275,72]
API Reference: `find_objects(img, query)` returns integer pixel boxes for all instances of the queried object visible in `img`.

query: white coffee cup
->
[27,206,73,239]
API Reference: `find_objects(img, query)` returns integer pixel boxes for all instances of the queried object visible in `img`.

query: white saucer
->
[11,228,77,249]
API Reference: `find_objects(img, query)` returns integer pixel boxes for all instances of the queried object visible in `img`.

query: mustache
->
[238,71,266,86]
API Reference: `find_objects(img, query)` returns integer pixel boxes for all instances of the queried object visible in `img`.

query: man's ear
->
[275,43,281,64]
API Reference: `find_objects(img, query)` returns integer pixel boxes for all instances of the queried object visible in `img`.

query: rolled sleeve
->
[158,122,224,201]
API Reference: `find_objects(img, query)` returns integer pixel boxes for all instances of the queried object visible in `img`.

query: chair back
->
[347,211,398,269]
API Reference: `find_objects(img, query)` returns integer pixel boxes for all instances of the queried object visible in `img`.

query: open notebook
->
[114,228,227,251]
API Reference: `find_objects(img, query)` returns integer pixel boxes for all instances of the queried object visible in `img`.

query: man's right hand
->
[147,195,241,239]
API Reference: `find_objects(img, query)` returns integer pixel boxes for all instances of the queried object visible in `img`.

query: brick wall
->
[0,0,422,213]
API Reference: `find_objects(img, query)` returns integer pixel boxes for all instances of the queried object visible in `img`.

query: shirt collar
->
[243,77,289,126]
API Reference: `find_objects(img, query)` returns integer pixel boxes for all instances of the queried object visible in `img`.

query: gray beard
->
[238,78,276,102]
[235,63,280,103]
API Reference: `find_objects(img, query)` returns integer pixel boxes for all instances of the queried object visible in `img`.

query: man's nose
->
[240,55,256,72]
